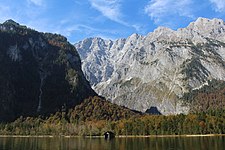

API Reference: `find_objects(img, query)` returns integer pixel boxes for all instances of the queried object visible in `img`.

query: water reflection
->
[0,136,224,150]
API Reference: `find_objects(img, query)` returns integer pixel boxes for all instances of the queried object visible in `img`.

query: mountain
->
[75,17,225,115]
[0,20,96,122]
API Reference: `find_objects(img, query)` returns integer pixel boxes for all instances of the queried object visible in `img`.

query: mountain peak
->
[3,19,20,26]
[186,17,225,40]
[188,17,225,28]
[196,17,224,25]
[154,26,174,32]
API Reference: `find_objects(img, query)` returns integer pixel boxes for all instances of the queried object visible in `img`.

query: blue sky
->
[0,0,225,43]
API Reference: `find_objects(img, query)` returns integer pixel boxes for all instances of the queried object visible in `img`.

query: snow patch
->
[192,81,209,90]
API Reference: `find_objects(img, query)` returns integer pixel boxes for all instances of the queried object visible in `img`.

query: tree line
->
[0,109,224,136]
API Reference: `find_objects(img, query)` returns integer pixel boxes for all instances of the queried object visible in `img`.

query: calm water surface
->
[0,136,224,150]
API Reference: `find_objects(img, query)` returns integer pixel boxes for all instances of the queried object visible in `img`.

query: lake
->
[0,136,224,150]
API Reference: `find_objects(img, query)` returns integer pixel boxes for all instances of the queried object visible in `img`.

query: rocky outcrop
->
[0,20,96,122]
[75,17,225,114]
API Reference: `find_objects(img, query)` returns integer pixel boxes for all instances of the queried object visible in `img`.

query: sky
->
[0,0,225,43]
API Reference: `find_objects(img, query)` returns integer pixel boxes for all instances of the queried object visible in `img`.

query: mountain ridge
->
[75,17,225,114]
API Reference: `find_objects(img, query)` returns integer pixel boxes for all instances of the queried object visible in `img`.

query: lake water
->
[0,136,224,150]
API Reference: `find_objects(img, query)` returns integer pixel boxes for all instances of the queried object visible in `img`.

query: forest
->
[0,97,224,136]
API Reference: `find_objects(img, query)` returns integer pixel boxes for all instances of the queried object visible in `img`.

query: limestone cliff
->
[75,18,225,114]
[0,20,95,122]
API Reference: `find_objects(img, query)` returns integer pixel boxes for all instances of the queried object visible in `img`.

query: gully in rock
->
[37,69,47,112]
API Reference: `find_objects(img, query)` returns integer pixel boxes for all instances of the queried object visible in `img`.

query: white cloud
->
[50,23,122,43]
[209,0,225,12]
[0,4,22,23]
[27,0,43,6]
[131,24,147,34]
[89,0,126,24]
[144,0,194,25]
[89,0,141,32]
[57,24,120,37]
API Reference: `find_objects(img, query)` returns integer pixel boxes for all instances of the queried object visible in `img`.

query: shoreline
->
[118,134,225,138]
[0,134,225,138]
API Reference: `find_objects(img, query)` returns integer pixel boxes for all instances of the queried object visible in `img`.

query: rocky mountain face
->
[75,18,225,114]
[0,20,96,122]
